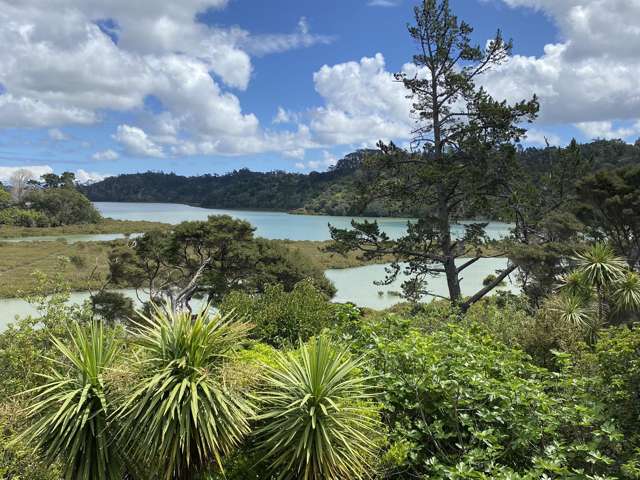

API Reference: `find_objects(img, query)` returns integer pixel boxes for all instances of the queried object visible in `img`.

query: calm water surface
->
[0,202,516,328]
[0,259,518,330]
[0,202,512,243]
[95,202,512,241]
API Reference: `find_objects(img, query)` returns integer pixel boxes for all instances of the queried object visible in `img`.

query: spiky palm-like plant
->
[573,243,626,289]
[116,305,253,479]
[546,292,598,340]
[573,243,626,325]
[18,321,122,480]
[253,336,379,480]
[611,270,640,314]
[557,270,593,302]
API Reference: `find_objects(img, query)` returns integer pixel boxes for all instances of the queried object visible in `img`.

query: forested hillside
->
[84,139,640,216]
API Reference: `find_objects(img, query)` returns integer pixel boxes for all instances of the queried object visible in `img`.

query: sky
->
[0,0,639,183]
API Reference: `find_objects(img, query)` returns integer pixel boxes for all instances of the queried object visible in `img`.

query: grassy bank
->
[0,218,170,238]
[0,240,114,297]
[0,239,389,298]
[0,237,510,298]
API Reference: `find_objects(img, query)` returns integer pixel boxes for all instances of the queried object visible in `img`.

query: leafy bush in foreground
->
[220,279,337,347]
[367,324,624,479]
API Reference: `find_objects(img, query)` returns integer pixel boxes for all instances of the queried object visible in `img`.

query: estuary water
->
[1,202,513,243]
[0,258,517,330]
[0,202,516,328]
[95,202,513,241]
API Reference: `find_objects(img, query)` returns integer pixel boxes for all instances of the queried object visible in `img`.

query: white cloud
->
[92,149,120,161]
[523,129,562,146]
[239,17,335,57]
[295,150,338,171]
[48,128,68,141]
[0,165,53,183]
[481,0,640,131]
[309,54,413,145]
[0,0,332,159]
[273,107,297,124]
[114,125,164,157]
[74,169,108,184]
[575,120,640,140]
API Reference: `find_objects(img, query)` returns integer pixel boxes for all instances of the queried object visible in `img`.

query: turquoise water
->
[0,202,512,243]
[326,258,518,310]
[0,258,518,330]
[0,202,517,328]
[95,202,512,241]
[0,233,139,243]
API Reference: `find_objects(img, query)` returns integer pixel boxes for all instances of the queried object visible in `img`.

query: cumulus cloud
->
[114,125,165,157]
[295,150,339,171]
[92,149,120,161]
[74,169,108,184]
[575,121,640,141]
[480,0,640,135]
[309,54,413,145]
[0,0,332,159]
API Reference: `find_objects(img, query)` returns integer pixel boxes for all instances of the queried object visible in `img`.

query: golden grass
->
[0,219,170,238]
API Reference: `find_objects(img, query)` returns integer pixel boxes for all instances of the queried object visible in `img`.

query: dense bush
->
[365,323,624,479]
[24,188,101,226]
[0,206,49,227]
[576,324,640,470]
[220,279,337,347]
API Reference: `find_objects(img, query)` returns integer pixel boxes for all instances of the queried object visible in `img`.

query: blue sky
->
[0,0,639,182]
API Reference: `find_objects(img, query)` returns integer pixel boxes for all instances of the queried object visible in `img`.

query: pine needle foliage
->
[116,305,254,480]
[18,321,122,480]
[253,336,379,480]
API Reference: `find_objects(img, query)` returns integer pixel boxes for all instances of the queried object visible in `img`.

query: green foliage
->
[0,206,50,227]
[0,408,61,480]
[545,243,640,340]
[109,215,334,307]
[17,321,123,480]
[367,323,624,479]
[90,291,136,325]
[0,187,12,208]
[574,242,626,289]
[24,187,102,226]
[577,165,640,269]
[117,306,254,479]
[253,336,381,480]
[220,279,337,347]
[577,324,640,456]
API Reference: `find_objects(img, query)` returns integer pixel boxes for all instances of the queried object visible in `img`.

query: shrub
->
[90,291,135,325]
[220,279,337,347]
[25,188,101,226]
[576,324,640,460]
[367,324,624,478]
[0,207,49,227]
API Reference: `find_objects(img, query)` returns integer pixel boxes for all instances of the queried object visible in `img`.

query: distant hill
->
[84,140,640,216]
